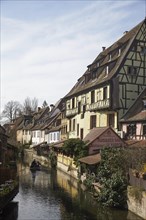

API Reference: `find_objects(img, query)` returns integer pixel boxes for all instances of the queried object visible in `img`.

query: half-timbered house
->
[120,88,146,140]
[65,19,146,139]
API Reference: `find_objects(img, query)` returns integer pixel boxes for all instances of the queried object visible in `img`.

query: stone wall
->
[127,186,146,219]
[57,154,78,179]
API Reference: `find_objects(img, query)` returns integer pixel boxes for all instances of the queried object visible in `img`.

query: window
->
[77,124,79,136]
[118,48,121,56]
[85,73,91,83]
[141,46,146,56]
[81,96,86,105]
[78,101,81,114]
[83,105,86,113]
[127,66,137,75]
[72,98,75,108]
[107,114,115,127]
[80,128,84,140]
[92,71,96,79]
[90,115,96,129]
[127,124,136,136]
[37,131,40,138]
[97,62,100,67]
[109,54,111,61]
[73,119,75,131]
[106,66,109,75]
[97,90,101,101]
[143,124,146,136]
[103,87,107,100]
[57,133,59,140]
[91,90,95,103]
[69,120,72,132]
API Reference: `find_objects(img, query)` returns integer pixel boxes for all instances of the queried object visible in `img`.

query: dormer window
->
[118,48,121,56]
[92,71,96,80]
[96,62,100,67]
[106,66,109,75]
[85,73,91,83]
[109,54,112,61]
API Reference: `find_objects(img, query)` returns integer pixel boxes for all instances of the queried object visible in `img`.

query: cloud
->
[1,0,144,112]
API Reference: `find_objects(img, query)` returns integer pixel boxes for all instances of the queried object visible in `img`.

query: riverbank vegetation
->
[96,147,128,208]
[79,146,146,208]
[61,138,88,167]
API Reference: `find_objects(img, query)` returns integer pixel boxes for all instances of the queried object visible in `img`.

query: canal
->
[0,164,143,220]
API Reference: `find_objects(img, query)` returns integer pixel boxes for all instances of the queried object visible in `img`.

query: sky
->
[0,0,146,116]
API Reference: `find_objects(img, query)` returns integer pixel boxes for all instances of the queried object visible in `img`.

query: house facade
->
[120,89,146,140]
[44,100,65,144]
[65,19,146,140]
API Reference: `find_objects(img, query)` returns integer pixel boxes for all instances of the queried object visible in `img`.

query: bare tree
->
[23,97,38,115]
[42,100,48,108]
[31,97,38,112]
[2,101,22,122]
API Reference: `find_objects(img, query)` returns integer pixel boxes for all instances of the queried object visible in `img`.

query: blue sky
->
[0,0,145,115]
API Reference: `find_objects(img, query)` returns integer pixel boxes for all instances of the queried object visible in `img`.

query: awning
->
[78,153,101,165]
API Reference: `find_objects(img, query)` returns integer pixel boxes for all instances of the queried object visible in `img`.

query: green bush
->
[97,147,128,208]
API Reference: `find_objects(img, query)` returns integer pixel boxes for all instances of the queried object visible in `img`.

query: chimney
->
[123,31,128,35]
[102,46,106,51]
[50,104,55,111]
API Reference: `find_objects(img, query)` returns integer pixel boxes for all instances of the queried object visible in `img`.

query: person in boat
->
[31,159,37,168]
[30,159,41,170]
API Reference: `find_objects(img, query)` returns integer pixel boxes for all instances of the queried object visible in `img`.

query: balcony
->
[86,99,110,111]
[66,108,78,117]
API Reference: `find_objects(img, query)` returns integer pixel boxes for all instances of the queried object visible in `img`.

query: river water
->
[0,164,143,220]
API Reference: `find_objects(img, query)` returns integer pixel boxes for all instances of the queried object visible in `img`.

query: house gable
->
[84,127,126,155]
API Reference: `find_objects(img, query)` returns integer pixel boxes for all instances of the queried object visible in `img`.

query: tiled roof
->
[83,127,110,145]
[48,125,62,132]
[0,125,6,134]
[78,153,101,165]
[65,19,144,98]
[125,110,146,122]
[42,112,61,130]
[125,140,146,148]
[120,88,146,121]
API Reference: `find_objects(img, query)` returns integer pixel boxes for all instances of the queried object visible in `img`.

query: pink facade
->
[88,128,125,155]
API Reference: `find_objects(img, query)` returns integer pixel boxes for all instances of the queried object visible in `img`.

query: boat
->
[30,160,41,171]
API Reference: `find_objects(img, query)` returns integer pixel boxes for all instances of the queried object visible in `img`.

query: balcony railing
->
[86,99,110,111]
[66,108,78,117]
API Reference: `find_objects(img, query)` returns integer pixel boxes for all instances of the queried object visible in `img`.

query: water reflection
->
[30,170,37,186]
[0,164,144,220]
